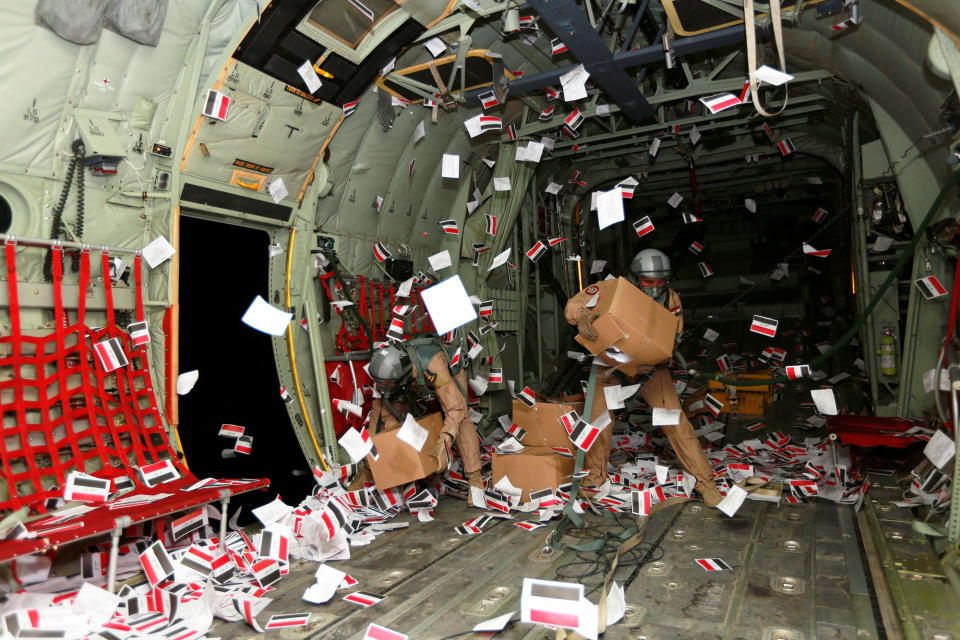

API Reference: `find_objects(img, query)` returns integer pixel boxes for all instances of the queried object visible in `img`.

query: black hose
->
[43,139,86,280]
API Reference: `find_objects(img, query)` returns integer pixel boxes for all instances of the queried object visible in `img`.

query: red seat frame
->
[0,241,267,571]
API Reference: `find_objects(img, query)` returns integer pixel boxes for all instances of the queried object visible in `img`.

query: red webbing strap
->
[1,242,28,508]
[52,247,82,476]
[134,255,144,324]
[101,252,116,329]
[128,252,175,467]
[99,252,150,469]
[75,249,111,472]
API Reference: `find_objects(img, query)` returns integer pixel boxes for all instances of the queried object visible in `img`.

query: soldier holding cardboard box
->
[564,249,722,508]
[368,337,485,504]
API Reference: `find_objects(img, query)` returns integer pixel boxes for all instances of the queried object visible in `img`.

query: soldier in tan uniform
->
[565,249,722,507]
[368,337,484,505]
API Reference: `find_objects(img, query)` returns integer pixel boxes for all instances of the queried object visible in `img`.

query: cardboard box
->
[575,277,679,368]
[366,412,444,489]
[492,446,576,502]
[513,399,584,450]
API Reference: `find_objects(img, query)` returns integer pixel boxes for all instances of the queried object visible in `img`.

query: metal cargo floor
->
[211,492,886,640]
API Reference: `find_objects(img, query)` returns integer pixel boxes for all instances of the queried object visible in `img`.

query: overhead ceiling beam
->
[549,99,827,158]
[525,0,654,121]
[507,23,751,95]
[504,69,833,140]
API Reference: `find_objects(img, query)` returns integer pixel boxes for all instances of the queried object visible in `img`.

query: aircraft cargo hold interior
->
[1,0,960,638]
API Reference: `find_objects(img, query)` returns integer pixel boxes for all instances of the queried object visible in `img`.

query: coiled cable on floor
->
[553,521,664,596]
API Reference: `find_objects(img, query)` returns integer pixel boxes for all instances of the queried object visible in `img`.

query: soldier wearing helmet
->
[564,249,722,508]
[367,336,484,505]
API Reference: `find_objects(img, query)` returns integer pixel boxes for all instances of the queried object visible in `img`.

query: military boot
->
[466,471,484,507]
[698,483,723,508]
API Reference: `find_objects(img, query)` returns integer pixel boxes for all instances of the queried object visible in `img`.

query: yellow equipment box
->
[705,369,776,416]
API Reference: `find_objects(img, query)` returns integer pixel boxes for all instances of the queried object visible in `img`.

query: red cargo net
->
[0,243,263,514]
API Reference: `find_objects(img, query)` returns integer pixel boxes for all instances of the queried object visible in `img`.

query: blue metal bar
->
[508,24,750,95]
[527,0,654,121]
[620,0,650,53]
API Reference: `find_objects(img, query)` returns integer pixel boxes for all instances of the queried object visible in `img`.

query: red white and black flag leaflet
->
[695,558,733,571]
[373,242,391,263]
[521,578,585,630]
[777,138,796,156]
[699,92,742,114]
[265,614,311,630]
[564,109,583,130]
[137,459,180,487]
[786,364,811,379]
[343,591,386,607]
[812,207,828,223]
[716,354,732,372]
[234,435,253,455]
[219,423,245,437]
[64,471,111,503]
[252,558,282,587]
[915,275,948,300]
[128,321,150,347]
[749,314,779,337]
[485,214,497,236]
[565,417,601,451]
[507,422,526,441]
[526,241,548,262]
[479,90,499,109]
[704,393,723,417]
[171,508,207,540]
[94,337,128,372]
[363,623,407,640]
[633,216,654,237]
[698,262,713,277]
[202,89,231,121]
[551,38,568,55]
[139,541,175,586]
[517,386,536,407]
[438,219,459,234]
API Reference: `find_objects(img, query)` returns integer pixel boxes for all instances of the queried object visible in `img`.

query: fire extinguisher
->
[878,328,897,376]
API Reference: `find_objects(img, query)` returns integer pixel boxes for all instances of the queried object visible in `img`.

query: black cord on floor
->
[553,521,664,597]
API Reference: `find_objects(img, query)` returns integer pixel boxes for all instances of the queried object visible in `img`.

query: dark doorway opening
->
[178,215,313,523]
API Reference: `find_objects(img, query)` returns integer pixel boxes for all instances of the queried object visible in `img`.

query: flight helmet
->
[368,344,412,392]
[629,248,671,300]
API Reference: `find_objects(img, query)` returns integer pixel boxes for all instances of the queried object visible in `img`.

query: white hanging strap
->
[745,0,789,117]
